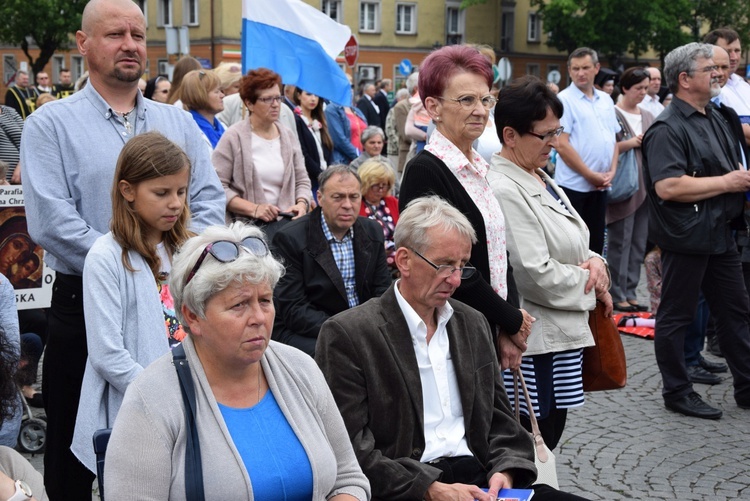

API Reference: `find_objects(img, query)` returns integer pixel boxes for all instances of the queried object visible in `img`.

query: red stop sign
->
[344,35,359,68]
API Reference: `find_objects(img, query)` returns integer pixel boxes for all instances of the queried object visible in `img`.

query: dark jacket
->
[356,96,380,128]
[294,113,333,186]
[316,284,537,501]
[373,90,390,129]
[643,96,744,254]
[271,207,391,355]
[399,150,524,335]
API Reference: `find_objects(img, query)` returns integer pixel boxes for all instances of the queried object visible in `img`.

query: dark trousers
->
[683,293,709,367]
[657,249,750,403]
[560,188,607,255]
[42,273,95,500]
[428,456,589,500]
[520,408,568,451]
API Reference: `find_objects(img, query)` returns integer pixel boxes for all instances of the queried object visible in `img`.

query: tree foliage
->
[0,0,86,76]
[462,0,750,66]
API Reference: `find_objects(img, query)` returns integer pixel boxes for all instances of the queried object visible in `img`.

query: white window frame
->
[321,0,342,23]
[446,2,465,45]
[184,0,199,26]
[395,3,417,35]
[527,12,541,43]
[158,0,172,27]
[357,64,381,82]
[52,55,65,82]
[3,55,17,88]
[526,63,540,77]
[359,1,381,34]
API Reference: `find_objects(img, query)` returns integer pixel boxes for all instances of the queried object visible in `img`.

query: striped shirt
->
[0,106,23,180]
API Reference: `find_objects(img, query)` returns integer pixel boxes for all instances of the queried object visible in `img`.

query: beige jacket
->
[488,154,597,356]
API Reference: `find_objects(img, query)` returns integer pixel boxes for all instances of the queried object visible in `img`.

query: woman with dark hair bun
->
[487,75,612,451]
[212,68,311,237]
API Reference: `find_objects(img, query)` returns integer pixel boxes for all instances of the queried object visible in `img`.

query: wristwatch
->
[7,480,32,501]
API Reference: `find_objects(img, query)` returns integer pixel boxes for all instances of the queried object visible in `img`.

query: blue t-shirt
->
[218,390,314,500]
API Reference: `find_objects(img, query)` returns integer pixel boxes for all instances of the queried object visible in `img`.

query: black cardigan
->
[399,150,524,335]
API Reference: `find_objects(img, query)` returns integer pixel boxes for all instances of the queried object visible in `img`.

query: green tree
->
[0,0,86,76]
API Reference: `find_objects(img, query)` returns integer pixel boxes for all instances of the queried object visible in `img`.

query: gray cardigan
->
[72,233,170,472]
[212,119,311,222]
[104,336,370,500]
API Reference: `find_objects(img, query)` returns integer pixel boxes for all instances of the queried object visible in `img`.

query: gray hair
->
[169,222,285,332]
[406,71,419,95]
[395,88,409,101]
[361,125,385,145]
[568,47,599,66]
[394,196,477,253]
[663,42,714,93]
[318,164,360,192]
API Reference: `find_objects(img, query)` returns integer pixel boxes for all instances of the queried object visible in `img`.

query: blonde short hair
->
[358,159,395,196]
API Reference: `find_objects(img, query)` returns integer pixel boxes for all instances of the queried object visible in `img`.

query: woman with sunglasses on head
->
[487,76,612,451]
[104,222,370,500]
[607,67,655,313]
[398,45,534,372]
[213,68,310,239]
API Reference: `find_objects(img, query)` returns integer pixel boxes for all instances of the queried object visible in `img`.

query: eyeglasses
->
[438,95,497,110]
[692,65,719,74]
[185,237,269,285]
[526,126,564,142]
[409,248,476,280]
[371,183,389,191]
[256,95,283,105]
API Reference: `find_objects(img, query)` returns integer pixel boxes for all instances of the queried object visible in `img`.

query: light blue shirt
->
[320,212,358,308]
[19,83,225,275]
[556,85,620,192]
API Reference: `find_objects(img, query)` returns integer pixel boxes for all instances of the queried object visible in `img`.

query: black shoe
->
[614,303,638,312]
[665,392,722,419]
[687,365,722,385]
[738,400,750,410]
[706,335,723,358]
[698,356,728,373]
[628,302,649,312]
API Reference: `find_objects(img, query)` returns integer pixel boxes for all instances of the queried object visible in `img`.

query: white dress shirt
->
[393,280,473,463]
[638,94,665,117]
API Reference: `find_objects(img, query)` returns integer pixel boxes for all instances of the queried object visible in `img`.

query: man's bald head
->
[712,45,732,88]
[81,0,144,34]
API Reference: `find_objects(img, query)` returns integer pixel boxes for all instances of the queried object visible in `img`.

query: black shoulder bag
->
[172,343,206,501]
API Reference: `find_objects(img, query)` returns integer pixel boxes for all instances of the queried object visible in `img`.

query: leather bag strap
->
[513,369,549,462]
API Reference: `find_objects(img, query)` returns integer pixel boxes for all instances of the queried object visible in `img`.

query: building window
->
[70,55,84,82]
[3,56,17,88]
[322,0,342,23]
[359,2,380,33]
[500,11,514,52]
[52,55,65,82]
[446,4,464,45]
[158,0,172,27]
[184,0,198,25]
[526,63,540,77]
[527,12,541,42]
[396,3,416,35]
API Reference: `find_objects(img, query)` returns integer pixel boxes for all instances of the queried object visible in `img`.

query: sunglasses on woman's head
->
[185,236,269,285]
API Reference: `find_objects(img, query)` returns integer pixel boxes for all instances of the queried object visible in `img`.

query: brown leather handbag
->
[583,301,627,391]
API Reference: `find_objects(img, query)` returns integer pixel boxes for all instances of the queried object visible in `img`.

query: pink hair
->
[418,45,494,105]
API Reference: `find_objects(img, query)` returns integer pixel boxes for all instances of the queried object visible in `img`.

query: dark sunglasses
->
[185,236,269,285]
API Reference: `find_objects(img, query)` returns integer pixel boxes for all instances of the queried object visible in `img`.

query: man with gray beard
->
[642,42,750,419]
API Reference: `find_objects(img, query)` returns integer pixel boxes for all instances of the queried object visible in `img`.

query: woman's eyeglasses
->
[185,237,269,285]
[256,96,283,105]
[410,248,476,280]
[438,95,497,110]
[526,126,564,142]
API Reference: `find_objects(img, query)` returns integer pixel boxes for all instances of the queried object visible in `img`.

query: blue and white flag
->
[242,0,352,106]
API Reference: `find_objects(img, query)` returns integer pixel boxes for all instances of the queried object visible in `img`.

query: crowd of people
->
[1,0,750,498]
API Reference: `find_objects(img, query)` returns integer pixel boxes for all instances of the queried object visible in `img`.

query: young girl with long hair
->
[70,131,194,474]
[293,88,333,194]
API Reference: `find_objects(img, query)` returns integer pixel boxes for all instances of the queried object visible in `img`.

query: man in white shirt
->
[638,67,665,117]
[317,196,588,501]
[555,47,620,254]
[704,28,750,143]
